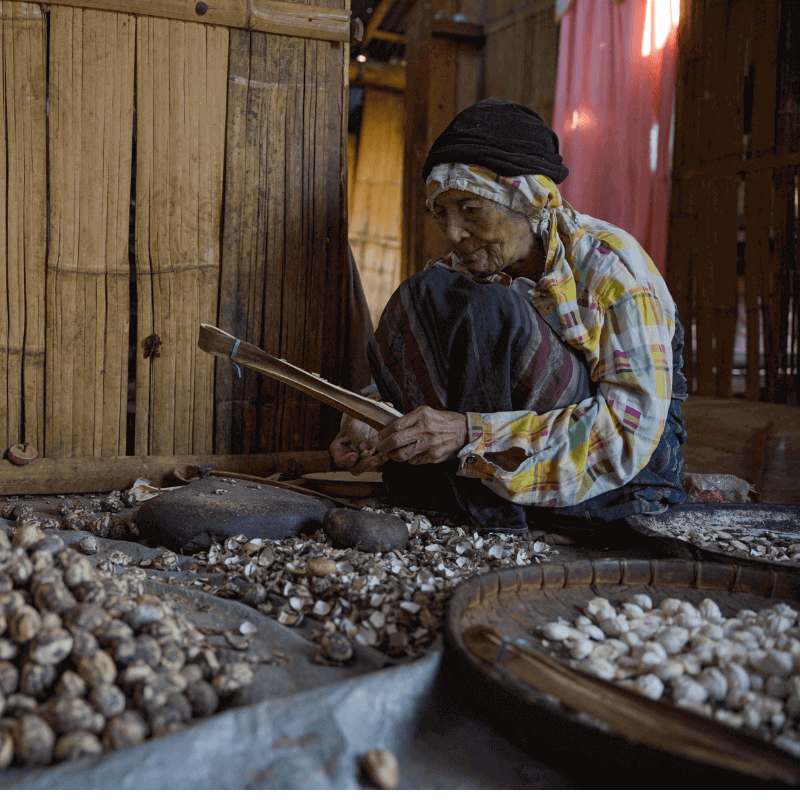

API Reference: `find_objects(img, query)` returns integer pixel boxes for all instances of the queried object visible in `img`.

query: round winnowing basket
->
[446,559,800,787]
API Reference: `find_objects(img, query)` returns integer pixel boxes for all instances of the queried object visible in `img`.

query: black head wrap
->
[421,98,569,184]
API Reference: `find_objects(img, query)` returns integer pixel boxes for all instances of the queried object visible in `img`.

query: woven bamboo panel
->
[0,3,46,453]
[214,30,349,455]
[667,0,797,404]
[134,17,228,456]
[348,87,403,327]
[46,6,134,457]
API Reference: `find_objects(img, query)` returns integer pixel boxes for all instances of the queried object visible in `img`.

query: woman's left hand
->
[372,406,468,465]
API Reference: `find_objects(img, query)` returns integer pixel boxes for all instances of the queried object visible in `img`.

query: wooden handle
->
[198,324,402,431]
[463,624,800,784]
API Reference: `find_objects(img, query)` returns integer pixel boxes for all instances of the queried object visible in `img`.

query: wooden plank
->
[135,15,226,456]
[749,0,780,157]
[349,59,406,92]
[43,0,350,42]
[0,3,46,453]
[0,451,331,495]
[46,7,134,457]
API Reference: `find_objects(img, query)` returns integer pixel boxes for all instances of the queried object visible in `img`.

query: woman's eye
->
[463,205,478,213]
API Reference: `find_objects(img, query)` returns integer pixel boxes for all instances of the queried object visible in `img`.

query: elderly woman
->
[331,99,687,534]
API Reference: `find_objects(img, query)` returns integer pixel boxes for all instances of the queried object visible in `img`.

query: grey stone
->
[134,477,328,554]
[323,509,409,553]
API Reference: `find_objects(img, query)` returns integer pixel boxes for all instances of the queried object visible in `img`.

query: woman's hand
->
[329,415,385,475]
[372,406,467,465]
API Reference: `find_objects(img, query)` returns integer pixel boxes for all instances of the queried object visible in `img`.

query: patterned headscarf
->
[425,162,581,283]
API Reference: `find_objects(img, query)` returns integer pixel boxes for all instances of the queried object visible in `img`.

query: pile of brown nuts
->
[177,506,553,660]
[0,522,260,768]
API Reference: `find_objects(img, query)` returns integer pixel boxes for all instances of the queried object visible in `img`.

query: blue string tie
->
[230,338,242,379]
[495,636,531,664]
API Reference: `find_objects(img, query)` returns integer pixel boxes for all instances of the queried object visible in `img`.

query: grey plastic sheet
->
[0,521,573,789]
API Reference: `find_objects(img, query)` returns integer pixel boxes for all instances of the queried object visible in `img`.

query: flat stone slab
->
[323,508,409,553]
[134,477,328,553]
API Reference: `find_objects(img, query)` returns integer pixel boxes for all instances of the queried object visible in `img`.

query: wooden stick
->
[0,450,331,495]
[198,323,401,430]
[463,624,800,785]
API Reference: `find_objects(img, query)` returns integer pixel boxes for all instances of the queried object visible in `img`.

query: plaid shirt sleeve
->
[455,231,676,508]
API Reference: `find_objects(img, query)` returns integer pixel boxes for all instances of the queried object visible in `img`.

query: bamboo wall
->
[348,87,404,327]
[0,0,351,459]
[667,0,799,404]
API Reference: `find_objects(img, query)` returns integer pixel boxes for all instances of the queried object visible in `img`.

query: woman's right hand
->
[329,415,387,475]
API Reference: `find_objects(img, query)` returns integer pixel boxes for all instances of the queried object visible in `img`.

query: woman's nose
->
[445,213,469,244]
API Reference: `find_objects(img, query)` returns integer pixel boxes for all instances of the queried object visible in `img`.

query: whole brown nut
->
[307,556,337,577]
[55,670,87,698]
[160,642,185,672]
[43,696,96,734]
[8,604,41,643]
[78,536,99,556]
[5,693,38,718]
[103,594,137,618]
[0,661,19,695]
[88,683,126,718]
[71,628,100,659]
[63,603,109,633]
[30,535,65,556]
[61,512,85,532]
[134,636,162,669]
[118,663,156,687]
[132,675,170,713]
[111,638,140,667]
[184,681,219,717]
[33,580,76,615]
[20,661,57,697]
[107,518,131,541]
[54,730,103,762]
[102,711,149,751]
[72,582,107,605]
[40,611,63,631]
[94,618,134,648]
[30,627,74,666]
[7,548,33,586]
[124,603,165,632]
[13,715,56,767]
[0,639,19,660]
[0,574,12,593]
[0,591,25,615]
[0,728,13,769]
[143,618,183,646]
[11,504,34,522]
[29,550,54,575]
[76,650,118,687]
[64,556,96,588]
[161,670,188,695]
[240,584,268,607]
[12,523,44,550]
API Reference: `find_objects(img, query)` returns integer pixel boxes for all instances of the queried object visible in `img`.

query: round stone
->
[323,509,408,553]
[134,477,329,553]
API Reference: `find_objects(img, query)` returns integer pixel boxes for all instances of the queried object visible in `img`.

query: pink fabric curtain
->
[553,0,682,274]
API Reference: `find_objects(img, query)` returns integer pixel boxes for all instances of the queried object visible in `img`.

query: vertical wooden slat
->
[47,7,133,457]
[135,16,227,455]
[0,3,46,452]
[216,29,348,456]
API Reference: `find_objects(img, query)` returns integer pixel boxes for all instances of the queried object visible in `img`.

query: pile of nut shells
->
[178,506,554,660]
[0,492,138,541]
[0,522,261,768]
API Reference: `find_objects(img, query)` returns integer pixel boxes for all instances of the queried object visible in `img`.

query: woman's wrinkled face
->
[431,189,534,278]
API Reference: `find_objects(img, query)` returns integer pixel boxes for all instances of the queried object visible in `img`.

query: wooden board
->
[0,450,330,494]
[46,6,134,457]
[215,30,349,455]
[0,2,46,453]
[134,16,228,456]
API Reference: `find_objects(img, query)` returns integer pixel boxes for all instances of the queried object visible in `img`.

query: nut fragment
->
[360,749,400,790]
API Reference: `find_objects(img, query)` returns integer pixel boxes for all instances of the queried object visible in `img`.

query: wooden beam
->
[361,0,394,50]
[0,451,331,494]
[431,17,484,43]
[370,29,404,43]
[484,0,553,36]
[42,0,351,42]
[349,59,405,91]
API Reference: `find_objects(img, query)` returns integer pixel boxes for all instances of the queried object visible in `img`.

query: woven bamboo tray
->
[446,559,800,786]
[627,504,800,574]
